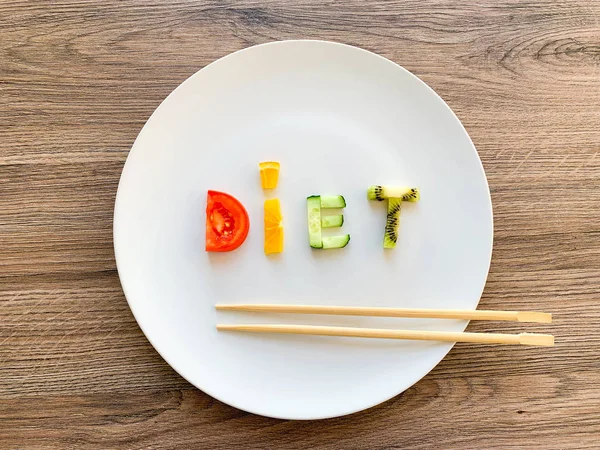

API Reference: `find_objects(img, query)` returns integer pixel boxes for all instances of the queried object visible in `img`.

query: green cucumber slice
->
[322,234,351,249]
[307,196,323,248]
[321,214,344,228]
[320,195,346,208]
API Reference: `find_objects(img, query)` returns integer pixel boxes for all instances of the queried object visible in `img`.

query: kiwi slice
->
[383,197,402,249]
[367,185,420,202]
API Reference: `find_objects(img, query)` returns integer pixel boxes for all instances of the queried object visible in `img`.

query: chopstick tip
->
[517,312,552,323]
[520,333,554,347]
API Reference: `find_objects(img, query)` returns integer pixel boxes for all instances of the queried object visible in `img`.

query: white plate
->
[114,40,493,420]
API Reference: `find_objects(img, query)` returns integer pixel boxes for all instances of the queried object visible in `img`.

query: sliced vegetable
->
[307,196,323,248]
[321,214,344,228]
[264,198,283,254]
[308,195,349,249]
[205,190,250,252]
[322,234,351,249]
[320,195,346,208]
[259,161,280,189]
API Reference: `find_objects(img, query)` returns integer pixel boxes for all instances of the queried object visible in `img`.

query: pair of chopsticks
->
[216,304,554,346]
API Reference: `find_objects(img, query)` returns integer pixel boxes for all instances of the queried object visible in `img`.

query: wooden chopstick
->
[215,304,552,323]
[217,324,555,346]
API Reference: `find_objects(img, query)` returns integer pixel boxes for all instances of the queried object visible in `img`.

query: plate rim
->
[113,39,494,420]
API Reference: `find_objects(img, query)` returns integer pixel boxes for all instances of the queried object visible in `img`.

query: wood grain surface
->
[1,1,599,448]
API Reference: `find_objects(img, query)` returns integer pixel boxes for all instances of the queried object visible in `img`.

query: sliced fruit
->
[367,185,419,202]
[307,196,323,248]
[368,185,420,248]
[322,234,351,249]
[264,198,282,228]
[259,161,280,189]
[383,197,402,249]
[320,195,346,208]
[264,224,284,255]
[321,214,344,228]
[264,199,283,254]
[206,190,250,252]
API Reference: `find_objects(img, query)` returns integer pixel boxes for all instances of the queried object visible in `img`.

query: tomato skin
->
[205,190,250,252]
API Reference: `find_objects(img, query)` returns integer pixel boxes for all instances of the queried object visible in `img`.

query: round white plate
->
[114,40,493,420]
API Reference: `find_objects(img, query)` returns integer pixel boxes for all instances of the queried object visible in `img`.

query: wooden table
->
[2,1,599,448]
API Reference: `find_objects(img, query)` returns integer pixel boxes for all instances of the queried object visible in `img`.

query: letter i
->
[259,162,283,254]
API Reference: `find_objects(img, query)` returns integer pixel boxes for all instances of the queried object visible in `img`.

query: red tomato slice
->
[205,190,250,252]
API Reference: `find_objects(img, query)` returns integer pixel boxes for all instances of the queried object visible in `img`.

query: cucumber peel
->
[308,195,349,249]
[307,196,323,248]
[320,195,346,208]
[322,234,350,249]
[321,214,344,228]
